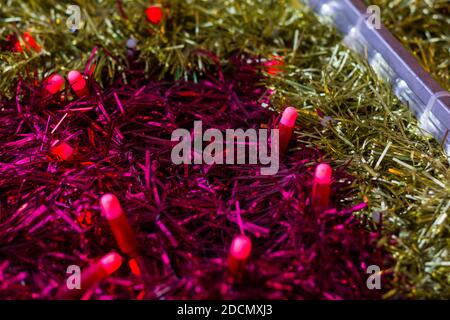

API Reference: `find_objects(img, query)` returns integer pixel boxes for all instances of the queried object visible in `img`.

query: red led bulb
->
[23,32,41,53]
[68,70,89,97]
[13,40,24,53]
[51,141,74,161]
[278,107,298,155]
[99,252,123,274]
[100,193,139,257]
[311,163,332,212]
[266,55,284,75]
[228,235,252,277]
[57,252,122,300]
[145,5,163,25]
[43,74,64,95]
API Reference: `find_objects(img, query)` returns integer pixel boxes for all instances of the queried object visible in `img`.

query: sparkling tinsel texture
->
[0,55,389,299]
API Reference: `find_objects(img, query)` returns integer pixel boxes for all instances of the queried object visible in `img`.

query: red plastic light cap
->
[266,56,284,75]
[23,32,41,52]
[128,259,141,276]
[68,70,87,92]
[280,107,298,127]
[230,235,252,261]
[14,40,24,53]
[100,252,123,275]
[44,74,64,94]
[315,163,332,184]
[311,163,333,212]
[51,142,74,161]
[100,193,123,220]
[145,6,163,25]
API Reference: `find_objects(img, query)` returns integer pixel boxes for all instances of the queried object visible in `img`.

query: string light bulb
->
[228,235,252,277]
[311,163,332,212]
[278,107,298,155]
[68,70,89,97]
[100,193,139,257]
[57,252,122,300]
[145,5,163,25]
[43,74,64,95]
